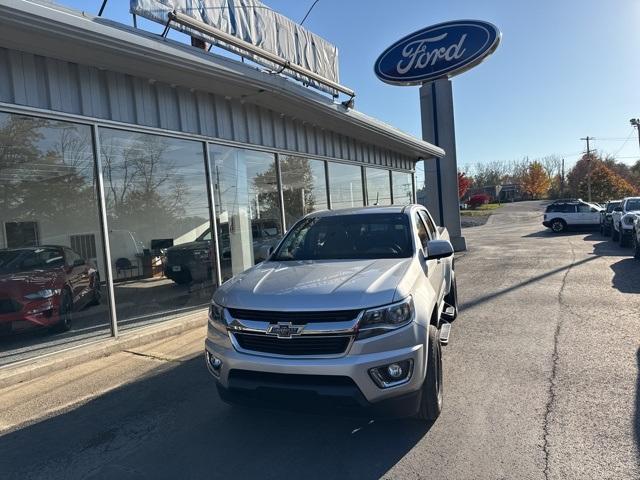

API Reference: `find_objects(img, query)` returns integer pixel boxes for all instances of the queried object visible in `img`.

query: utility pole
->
[560,157,565,197]
[580,136,593,202]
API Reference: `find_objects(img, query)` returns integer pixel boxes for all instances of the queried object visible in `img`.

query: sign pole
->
[420,78,466,251]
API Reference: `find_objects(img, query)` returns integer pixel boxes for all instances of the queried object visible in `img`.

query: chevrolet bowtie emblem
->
[267,322,304,338]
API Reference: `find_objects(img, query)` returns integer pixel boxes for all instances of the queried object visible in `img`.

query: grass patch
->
[460,203,503,216]
[474,203,502,211]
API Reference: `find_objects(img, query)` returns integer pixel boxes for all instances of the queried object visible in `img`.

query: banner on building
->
[130,0,340,95]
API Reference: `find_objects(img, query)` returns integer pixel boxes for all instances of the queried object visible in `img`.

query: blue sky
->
[60,0,640,170]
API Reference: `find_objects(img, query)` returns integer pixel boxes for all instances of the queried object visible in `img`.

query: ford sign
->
[374,20,501,85]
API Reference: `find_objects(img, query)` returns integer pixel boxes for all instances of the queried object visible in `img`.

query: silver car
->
[205,205,458,421]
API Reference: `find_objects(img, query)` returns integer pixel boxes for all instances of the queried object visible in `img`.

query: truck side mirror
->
[425,240,454,261]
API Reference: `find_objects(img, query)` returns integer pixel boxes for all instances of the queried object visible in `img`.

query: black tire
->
[612,226,619,241]
[53,289,73,332]
[416,325,443,422]
[619,229,628,247]
[443,275,458,322]
[599,224,604,236]
[550,219,566,233]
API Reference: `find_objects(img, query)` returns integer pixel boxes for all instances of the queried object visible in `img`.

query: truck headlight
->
[357,297,414,339]
[623,215,636,226]
[208,302,226,325]
[25,289,58,300]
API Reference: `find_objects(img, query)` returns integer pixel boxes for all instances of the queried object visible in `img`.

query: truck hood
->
[214,258,413,311]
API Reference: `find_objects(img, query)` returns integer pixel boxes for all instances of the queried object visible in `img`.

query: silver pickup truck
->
[205,205,457,421]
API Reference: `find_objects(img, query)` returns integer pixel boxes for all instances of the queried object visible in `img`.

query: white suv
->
[611,197,640,247]
[543,200,603,233]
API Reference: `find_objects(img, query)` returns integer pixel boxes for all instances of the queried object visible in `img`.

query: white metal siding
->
[0,47,414,170]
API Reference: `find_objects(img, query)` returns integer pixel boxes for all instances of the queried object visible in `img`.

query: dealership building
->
[0,0,444,365]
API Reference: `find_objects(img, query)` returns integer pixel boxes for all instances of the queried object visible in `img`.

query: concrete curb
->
[0,312,207,389]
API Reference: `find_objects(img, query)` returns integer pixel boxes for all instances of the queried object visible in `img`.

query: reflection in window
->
[366,168,391,206]
[415,161,426,205]
[392,171,414,204]
[328,162,364,210]
[280,156,328,227]
[99,128,213,329]
[209,145,282,280]
[0,113,108,362]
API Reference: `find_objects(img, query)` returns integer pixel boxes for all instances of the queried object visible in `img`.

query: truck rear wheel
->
[416,325,443,422]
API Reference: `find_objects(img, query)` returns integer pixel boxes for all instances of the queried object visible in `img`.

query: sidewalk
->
[0,320,205,434]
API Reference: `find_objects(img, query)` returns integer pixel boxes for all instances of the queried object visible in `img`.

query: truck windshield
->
[625,199,640,211]
[606,202,620,213]
[272,213,412,261]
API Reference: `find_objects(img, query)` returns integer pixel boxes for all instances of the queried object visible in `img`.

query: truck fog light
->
[387,363,403,379]
[369,359,413,388]
[206,352,223,377]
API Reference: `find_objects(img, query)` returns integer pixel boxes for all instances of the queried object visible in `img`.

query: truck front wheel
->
[550,219,566,233]
[416,325,443,422]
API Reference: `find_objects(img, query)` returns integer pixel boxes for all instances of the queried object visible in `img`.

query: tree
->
[253,156,316,226]
[567,154,602,197]
[578,164,637,201]
[457,172,471,199]
[521,161,551,199]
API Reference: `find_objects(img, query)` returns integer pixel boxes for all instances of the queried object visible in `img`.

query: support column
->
[419,78,466,251]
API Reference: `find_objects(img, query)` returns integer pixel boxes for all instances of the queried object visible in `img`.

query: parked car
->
[205,205,457,422]
[611,197,640,246]
[0,246,100,335]
[164,229,214,285]
[543,200,603,233]
[599,200,622,236]
[165,219,283,285]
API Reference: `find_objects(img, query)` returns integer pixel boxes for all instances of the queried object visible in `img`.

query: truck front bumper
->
[204,321,428,413]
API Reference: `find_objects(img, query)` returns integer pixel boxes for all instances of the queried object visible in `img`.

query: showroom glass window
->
[209,145,282,281]
[365,168,392,206]
[327,162,364,210]
[99,128,213,329]
[415,161,426,205]
[280,155,328,227]
[0,112,109,364]
[392,171,414,204]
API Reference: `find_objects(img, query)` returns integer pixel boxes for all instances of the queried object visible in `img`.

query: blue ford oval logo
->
[374,20,501,85]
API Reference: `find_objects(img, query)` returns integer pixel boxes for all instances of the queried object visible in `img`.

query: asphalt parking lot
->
[0,201,638,479]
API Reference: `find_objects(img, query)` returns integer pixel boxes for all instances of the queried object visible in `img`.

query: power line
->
[300,0,320,25]
[611,128,635,159]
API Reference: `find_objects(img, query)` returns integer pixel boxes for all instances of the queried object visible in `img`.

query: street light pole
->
[630,118,640,153]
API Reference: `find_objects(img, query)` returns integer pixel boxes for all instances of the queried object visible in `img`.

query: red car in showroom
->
[0,245,101,335]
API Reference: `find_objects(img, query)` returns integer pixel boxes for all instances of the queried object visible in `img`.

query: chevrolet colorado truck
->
[205,205,458,421]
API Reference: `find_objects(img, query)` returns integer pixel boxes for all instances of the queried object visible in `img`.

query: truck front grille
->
[227,308,361,324]
[233,332,351,356]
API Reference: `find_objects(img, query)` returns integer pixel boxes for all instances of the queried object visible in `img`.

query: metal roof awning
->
[0,0,445,161]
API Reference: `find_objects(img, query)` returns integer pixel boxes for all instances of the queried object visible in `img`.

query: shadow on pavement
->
[522,227,599,238]
[460,256,599,311]
[609,258,640,294]
[0,358,432,480]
